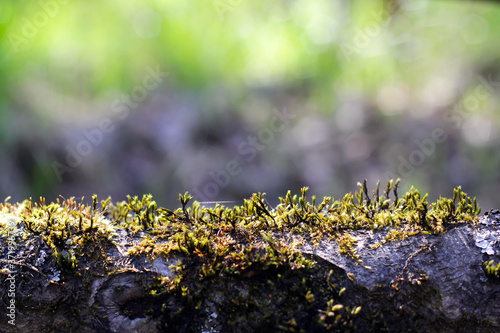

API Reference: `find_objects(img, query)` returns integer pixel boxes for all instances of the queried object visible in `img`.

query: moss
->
[0,179,482,282]
[0,179,485,331]
[482,260,500,279]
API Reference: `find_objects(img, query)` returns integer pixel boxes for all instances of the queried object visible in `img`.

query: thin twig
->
[0,259,48,278]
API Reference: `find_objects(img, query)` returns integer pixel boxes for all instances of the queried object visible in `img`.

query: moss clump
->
[0,179,484,331]
[0,179,482,281]
[482,260,500,278]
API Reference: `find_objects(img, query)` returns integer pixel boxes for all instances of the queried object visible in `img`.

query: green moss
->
[0,179,485,331]
[0,179,482,282]
[482,260,500,278]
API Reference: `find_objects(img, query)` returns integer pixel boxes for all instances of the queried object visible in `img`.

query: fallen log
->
[0,181,499,332]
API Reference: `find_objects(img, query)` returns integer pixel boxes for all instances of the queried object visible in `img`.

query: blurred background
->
[0,0,499,210]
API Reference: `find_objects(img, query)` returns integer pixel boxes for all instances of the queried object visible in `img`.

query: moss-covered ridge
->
[0,179,485,331]
[0,179,481,277]
[1,179,480,261]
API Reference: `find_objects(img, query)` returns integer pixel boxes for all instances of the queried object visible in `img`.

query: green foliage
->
[2,2,500,97]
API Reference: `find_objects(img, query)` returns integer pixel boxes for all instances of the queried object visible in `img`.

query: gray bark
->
[1,213,500,332]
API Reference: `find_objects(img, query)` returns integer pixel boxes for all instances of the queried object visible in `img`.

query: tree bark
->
[1,201,499,332]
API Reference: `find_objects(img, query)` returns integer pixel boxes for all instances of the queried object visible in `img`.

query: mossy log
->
[1,181,499,332]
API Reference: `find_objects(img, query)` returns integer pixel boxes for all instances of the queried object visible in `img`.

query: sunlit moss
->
[0,179,482,279]
[482,260,500,278]
[0,179,485,330]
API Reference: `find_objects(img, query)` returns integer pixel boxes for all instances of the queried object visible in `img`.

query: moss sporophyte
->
[0,180,482,272]
[0,180,484,330]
